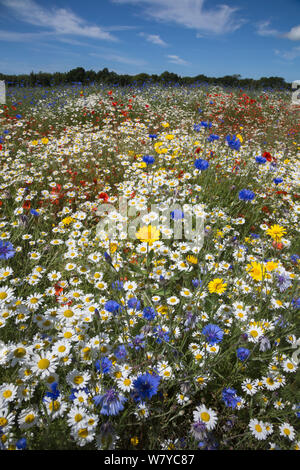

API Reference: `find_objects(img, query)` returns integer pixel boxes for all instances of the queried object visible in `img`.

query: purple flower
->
[171,209,184,220]
[202,324,224,345]
[0,241,15,260]
[194,158,209,171]
[222,388,241,409]
[143,155,155,165]
[129,333,145,350]
[104,300,121,313]
[237,347,250,362]
[226,135,241,151]
[238,189,255,201]
[114,345,127,360]
[93,388,127,415]
[255,156,267,164]
[275,272,292,292]
[133,372,161,402]
[95,357,112,374]
[143,306,156,321]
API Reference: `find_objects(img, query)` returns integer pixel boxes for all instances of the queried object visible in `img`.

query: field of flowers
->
[0,82,299,450]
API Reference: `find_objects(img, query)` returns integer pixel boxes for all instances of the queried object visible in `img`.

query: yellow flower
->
[208,278,227,294]
[161,122,169,128]
[31,140,38,146]
[165,134,174,140]
[236,134,243,143]
[187,255,198,265]
[62,216,74,226]
[265,261,279,272]
[266,224,287,242]
[41,137,49,144]
[109,242,118,254]
[135,225,160,245]
[130,436,139,446]
[246,261,266,281]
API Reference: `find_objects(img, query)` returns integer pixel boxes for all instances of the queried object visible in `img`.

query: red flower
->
[98,192,109,202]
[262,151,272,162]
[23,200,31,210]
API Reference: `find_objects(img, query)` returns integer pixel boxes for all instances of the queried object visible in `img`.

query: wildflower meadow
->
[0,82,299,451]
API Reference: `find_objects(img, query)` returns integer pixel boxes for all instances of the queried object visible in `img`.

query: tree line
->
[0,67,292,90]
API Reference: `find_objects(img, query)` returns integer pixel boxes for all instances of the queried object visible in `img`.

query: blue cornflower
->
[201,121,212,129]
[0,240,15,260]
[238,189,255,201]
[292,297,300,309]
[44,382,60,400]
[226,135,241,151]
[143,306,156,321]
[202,324,224,345]
[222,388,241,409]
[143,155,155,165]
[149,134,157,140]
[104,251,113,264]
[153,325,170,344]
[194,124,201,132]
[69,387,90,401]
[16,438,27,450]
[273,177,283,185]
[171,209,184,220]
[133,372,161,402]
[250,233,260,239]
[127,297,141,310]
[291,254,300,264]
[95,357,112,374]
[255,156,267,164]
[114,345,127,360]
[93,388,127,416]
[16,114,22,119]
[30,209,39,216]
[194,158,209,171]
[237,347,250,362]
[104,300,121,313]
[192,278,202,288]
[111,280,123,290]
[275,272,292,292]
[129,333,145,350]
[207,134,219,142]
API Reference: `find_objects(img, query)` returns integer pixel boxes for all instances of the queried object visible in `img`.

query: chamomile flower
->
[193,405,218,431]
[30,351,58,379]
[279,423,295,441]
[249,419,268,440]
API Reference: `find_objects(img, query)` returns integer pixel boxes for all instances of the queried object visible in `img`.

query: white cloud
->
[284,25,300,41]
[256,20,300,41]
[140,33,168,46]
[167,54,189,65]
[112,0,244,35]
[0,0,117,41]
[275,46,300,61]
[256,21,279,37]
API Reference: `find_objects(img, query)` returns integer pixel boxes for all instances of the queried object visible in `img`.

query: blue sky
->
[0,0,299,81]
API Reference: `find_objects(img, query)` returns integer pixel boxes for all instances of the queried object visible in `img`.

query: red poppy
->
[262,151,272,162]
[23,200,31,210]
[98,192,109,202]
